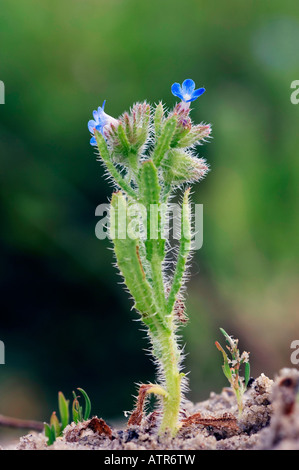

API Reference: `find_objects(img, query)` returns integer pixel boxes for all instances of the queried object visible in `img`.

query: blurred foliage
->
[0,0,299,434]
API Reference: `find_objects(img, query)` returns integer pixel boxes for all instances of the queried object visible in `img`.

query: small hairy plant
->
[44,388,91,445]
[215,328,250,417]
[88,79,211,435]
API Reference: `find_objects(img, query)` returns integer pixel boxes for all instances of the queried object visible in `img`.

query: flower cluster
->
[88,78,206,145]
[87,79,210,188]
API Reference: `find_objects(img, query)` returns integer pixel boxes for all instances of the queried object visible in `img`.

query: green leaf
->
[50,411,61,437]
[139,160,163,260]
[72,393,80,424]
[244,362,250,388]
[167,188,192,314]
[152,115,177,167]
[58,392,69,431]
[117,123,130,157]
[177,124,211,148]
[51,424,57,441]
[110,193,156,318]
[216,340,233,382]
[219,327,235,350]
[44,423,56,446]
[77,388,91,421]
[44,423,52,445]
[110,192,169,333]
[222,362,233,382]
[219,327,230,342]
[153,102,164,141]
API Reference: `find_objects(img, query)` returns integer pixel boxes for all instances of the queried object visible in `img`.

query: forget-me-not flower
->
[171,79,205,103]
[88,100,119,146]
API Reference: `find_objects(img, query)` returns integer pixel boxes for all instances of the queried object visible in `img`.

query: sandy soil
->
[13,368,299,450]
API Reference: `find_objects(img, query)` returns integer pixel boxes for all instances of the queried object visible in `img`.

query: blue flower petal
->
[97,106,107,121]
[171,83,184,100]
[88,99,109,143]
[171,79,206,103]
[182,79,195,96]
[189,87,206,102]
[88,119,97,133]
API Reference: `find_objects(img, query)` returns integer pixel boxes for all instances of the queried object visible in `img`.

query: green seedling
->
[88,79,211,435]
[44,388,91,445]
[215,328,250,417]
[72,388,92,424]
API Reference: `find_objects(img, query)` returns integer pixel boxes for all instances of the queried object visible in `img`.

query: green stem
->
[167,189,191,314]
[150,251,166,312]
[153,116,177,167]
[148,250,182,435]
[95,131,138,200]
[234,386,244,418]
[156,319,182,435]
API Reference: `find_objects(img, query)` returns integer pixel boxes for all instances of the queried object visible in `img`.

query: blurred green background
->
[1,0,299,441]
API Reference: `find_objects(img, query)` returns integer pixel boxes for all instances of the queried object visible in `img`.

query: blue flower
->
[171,79,205,103]
[88,100,118,146]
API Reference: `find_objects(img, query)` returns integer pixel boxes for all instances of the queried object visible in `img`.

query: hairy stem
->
[95,131,137,200]
[158,327,182,435]
[167,189,191,314]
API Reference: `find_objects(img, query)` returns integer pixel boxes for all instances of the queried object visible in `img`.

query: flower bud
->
[162,149,209,185]
[177,123,211,148]
[105,102,151,168]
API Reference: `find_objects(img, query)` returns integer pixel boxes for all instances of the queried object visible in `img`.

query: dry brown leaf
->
[180,412,239,432]
[128,384,154,426]
[87,417,113,439]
